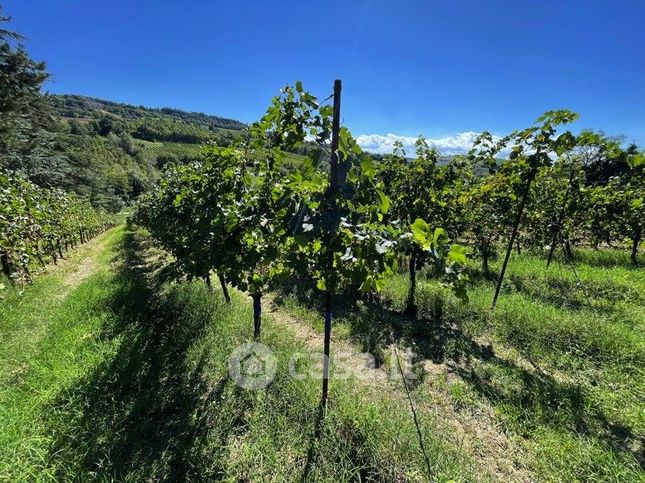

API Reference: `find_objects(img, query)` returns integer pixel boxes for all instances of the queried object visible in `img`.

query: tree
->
[135,148,245,299]
[133,81,467,358]
[0,7,50,173]
[521,158,586,260]
[0,7,22,41]
[461,166,518,274]
[578,130,638,185]
[468,111,579,307]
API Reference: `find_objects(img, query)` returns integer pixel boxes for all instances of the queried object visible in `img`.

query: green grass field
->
[275,247,645,481]
[1,226,643,481]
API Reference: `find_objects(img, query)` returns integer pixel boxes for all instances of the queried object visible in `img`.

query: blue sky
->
[5,0,645,153]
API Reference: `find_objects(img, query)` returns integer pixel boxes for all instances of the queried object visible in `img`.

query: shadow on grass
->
[301,402,385,482]
[466,263,641,313]
[453,357,644,469]
[44,227,256,480]
[275,278,644,470]
[568,247,640,270]
[504,273,631,313]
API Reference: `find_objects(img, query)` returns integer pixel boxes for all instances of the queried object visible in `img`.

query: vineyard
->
[2,79,644,481]
[1,5,645,479]
[0,169,116,288]
[134,81,642,352]
[112,82,641,479]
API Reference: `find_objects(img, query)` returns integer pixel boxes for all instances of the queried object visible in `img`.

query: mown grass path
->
[263,292,533,481]
[1,228,121,481]
[1,225,642,482]
[271,247,645,482]
[0,226,475,481]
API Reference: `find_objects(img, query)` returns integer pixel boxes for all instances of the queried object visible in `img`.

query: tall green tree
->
[0,7,50,173]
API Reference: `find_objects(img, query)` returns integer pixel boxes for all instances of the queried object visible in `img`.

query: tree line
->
[50,94,245,131]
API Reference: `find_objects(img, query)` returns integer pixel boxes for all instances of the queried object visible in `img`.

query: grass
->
[0,225,476,481]
[2,227,643,481]
[274,247,645,481]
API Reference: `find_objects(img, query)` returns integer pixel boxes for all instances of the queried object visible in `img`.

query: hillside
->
[4,93,248,212]
[49,94,246,131]
[41,96,247,211]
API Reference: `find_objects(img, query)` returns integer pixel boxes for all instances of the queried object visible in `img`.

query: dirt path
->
[264,293,389,385]
[263,293,533,482]
[60,231,112,291]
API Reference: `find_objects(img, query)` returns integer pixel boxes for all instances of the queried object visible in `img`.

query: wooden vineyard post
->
[253,292,262,340]
[321,79,342,409]
[218,273,231,303]
[492,168,536,309]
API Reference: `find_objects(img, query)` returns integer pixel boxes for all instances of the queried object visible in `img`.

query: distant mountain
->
[48,94,246,132]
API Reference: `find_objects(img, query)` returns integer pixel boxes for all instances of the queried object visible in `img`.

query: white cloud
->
[355,131,488,156]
